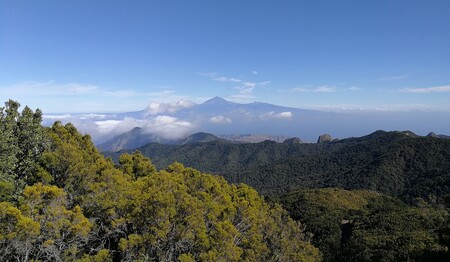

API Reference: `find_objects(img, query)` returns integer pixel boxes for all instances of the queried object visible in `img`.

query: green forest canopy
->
[2,100,449,261]
[277,188,450,261]
[108,129,450,204]
[0,100,319,261]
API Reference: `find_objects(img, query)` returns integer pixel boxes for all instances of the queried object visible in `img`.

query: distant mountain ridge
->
[103,130,450,204]
[98,130,220,151]
[217,134,289,143]
[98,130,292,151]
[110,96,352,145]
[99,125,450,152]
[427,132,450,139]
[46,96,450,146]
[181,132,222,144]
[98,127,178,152]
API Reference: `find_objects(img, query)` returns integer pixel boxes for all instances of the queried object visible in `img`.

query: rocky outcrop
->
[283,137,303,144]
[427,132,450,139]
[317,134,333,143]
[427,132,438,138]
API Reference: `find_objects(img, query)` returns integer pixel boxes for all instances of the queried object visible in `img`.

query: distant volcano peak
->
[202,96,233,105]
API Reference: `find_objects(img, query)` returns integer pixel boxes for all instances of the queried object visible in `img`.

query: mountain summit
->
[202,96,234,106]
[46,96,450,146]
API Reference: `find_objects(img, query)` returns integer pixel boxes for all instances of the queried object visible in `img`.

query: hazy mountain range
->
[97,127,294,151]
[43,96,450,146]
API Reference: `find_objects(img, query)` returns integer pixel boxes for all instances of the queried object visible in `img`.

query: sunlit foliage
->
[0,100,320,261]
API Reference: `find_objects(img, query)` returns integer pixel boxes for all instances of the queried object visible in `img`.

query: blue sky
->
[1,0,450,113]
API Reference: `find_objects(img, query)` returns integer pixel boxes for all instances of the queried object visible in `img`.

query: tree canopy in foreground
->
[0,100,319,261]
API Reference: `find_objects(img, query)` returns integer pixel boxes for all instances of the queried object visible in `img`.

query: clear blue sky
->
[1,0,450,113]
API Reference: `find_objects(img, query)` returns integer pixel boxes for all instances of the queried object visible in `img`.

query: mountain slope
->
[180,132,222,144]
[99,130,228,152]
[276,188,449,261]
[104,130,450,203]
[98,127,179,151]
[228,131,450,201]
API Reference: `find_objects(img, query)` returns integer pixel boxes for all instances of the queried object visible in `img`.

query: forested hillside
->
[106,130,450,204]
[103,125,450,260]
[0,100,320,261]
[232,131,450,203]
[3,100,450,261]
[276,188,450,261]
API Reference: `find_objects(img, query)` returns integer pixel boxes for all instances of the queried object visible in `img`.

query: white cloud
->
[200,72,270,95]
[95,120,127,133]
[0,80,199,113]
[237,81,271,94]
[41,116,141,144]
[304,103,439,112]
[1,80,189,102]
[257,81,271,86]
[401,85,450,93]
[0,81,100,96]
[278,112,293,118]
[91,115,196,141]
[94,118,146,134]
[214,76,242,83]
[41,102,197,143]
[241,81,270,88]
[142,115,195,139]
[79,114,110,120]
[373,104,439,111]
[209,115,232,124]
[243,82,255,88]
[153,115,178,125]
[144,99,196,116]
[260,111,293,120]
[313,86,336,93]
[289,85,340,93]
[291,87,309,92]
[252,70,258,75]
[235,86,255,94]
[43,114,73,120]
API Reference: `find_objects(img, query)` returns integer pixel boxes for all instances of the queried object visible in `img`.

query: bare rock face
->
[427,132,450,139]
[283,137,303,144]
[317,134,333,143]
[427,132,438,138]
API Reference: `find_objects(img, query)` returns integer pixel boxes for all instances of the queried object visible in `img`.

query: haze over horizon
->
[1,0,450,115]
[38,96,450,145]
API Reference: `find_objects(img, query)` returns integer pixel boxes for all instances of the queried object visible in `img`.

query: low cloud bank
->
[209,115,232,124]
[43,114,196,144]
[141,115,195,139]
[260,111,293,120]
